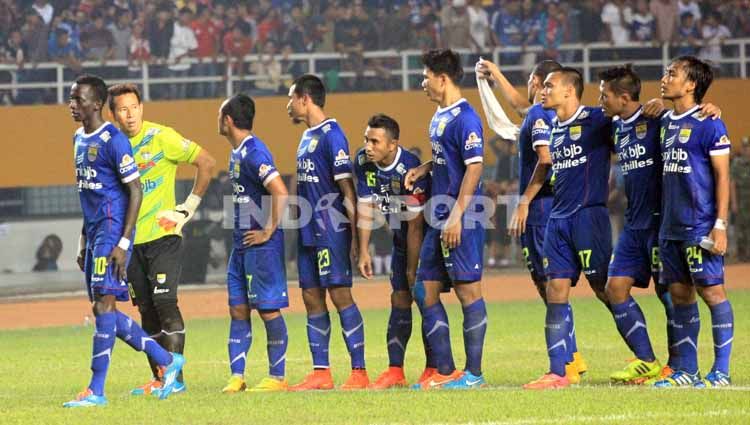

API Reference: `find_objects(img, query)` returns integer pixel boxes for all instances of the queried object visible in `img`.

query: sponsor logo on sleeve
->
[181,138,191,152]
[258,163,272,178]
[717,135,731,146]
[334,149,350,166]
[465,132,483,150]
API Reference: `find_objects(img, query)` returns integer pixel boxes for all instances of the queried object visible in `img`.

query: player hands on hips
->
[65,75,184,408]
[109,83,216,397]
[404,49,489,390]
[217,94,291,393]
[354,114,432,389]
[652,57,734,388]
[286,75,369,391]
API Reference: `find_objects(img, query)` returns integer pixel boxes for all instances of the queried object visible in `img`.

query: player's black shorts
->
[127,235,183,306]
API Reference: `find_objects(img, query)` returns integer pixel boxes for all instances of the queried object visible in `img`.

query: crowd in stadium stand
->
[0,0,746,104]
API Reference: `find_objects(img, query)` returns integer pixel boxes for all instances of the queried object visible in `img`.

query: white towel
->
[475,59,520,140]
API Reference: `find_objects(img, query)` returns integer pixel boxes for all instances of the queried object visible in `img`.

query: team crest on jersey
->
[87,143,99,162]
[678,128,692,143]
[308,137,319,153]
[436,118,448,136]
[391,175,401,193]
[140,149,152,161]
[233,162,240,178]
[258,164,271,178]
[156,273,167,284]
[569,126,582,141]
[358,153,366,165]
[636,122,647,139]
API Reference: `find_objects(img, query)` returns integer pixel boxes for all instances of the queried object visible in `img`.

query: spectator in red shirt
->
[191,5,219,97]
[128,20,150,76]
[222,24,253,92]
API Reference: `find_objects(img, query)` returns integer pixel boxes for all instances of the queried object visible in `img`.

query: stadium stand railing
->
[1,40,748,104]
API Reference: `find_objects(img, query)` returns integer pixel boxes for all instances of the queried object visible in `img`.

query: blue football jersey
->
[428,98,484,219]
[296,118,353,246]
[74,122,140,239]
[613,107,662,230]
[230,135,282,248]
[549,106,613,219]
[660,105,731,240]
[354,146,429,245]
[518,103,555,225]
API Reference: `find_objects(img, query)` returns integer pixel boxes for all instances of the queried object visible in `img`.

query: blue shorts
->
[416,224,484,285]
[521,224,547,284]
[298,233,353,289]
[659,238,724,286]
[543,206,612,286]
[227,244,289,309]
[390,244,409,292]
[609,226,661,288]
[85,238,132,302]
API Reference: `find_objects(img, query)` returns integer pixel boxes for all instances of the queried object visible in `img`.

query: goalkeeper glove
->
[156,193,201,235]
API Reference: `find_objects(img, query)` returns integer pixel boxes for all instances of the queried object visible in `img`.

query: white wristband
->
[714,219,727,230]
[181,193,202,214]
[117,237,131,250]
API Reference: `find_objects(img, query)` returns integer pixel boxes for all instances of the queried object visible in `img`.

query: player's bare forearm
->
[452,162,483,218]
[265,176,288,234]
[405,212,424,287]
[488,64,531,117]
[522,147,553,204]
[338,178,359,252]
[356,201,374,254]
[711,154,730,222]
[122,179,143,240]
[189,148,216,197]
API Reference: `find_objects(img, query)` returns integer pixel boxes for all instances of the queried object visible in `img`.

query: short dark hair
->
[108,83,142,111]
[598,64,641,101]
[672,55,714,103]
[75,74,108,105]
[367,113,400,140]
[221,94,256,130]
[291,74,326,107]
[557,67,584,99]
[421,49,463,84]
[532,60,562,81]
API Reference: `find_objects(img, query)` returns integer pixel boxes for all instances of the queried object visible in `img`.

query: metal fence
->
[1,39,748,104]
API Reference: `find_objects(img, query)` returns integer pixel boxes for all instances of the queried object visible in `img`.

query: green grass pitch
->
[1,291,749,425]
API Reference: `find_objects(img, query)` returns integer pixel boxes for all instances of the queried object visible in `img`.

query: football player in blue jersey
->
[217,94,291,393]
[354,114,431,389]
[286,75,369,390]
[523,68,614,389]
[654,56,734,388]
[477,58,589,379]
[405,49,488,389]
[64,75,184,407]
[598,65,675,384]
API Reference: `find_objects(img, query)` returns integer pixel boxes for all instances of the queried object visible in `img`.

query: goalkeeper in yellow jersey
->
[108,83,216,396]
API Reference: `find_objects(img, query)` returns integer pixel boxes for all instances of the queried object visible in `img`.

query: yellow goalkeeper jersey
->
[129,121,201,245]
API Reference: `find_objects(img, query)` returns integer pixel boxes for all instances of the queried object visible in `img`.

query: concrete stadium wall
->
[0,79,747,188]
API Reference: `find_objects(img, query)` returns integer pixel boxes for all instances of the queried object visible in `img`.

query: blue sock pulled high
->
[611,297,655,362]
[566,304,578,362]
[672,303,700,374]
[546,303,569,377]
[423,302,455,375]
[386,307,412,367]
[418,304,436,369]
[462,298,487,377]
[264,315,288,378]
[89,312,116,396]
[228,319,252,376]
[115,310,171,366]
[658,289,679,369]
[709,300,734,375]
[307,312,331,369]
[339,304,365,369]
